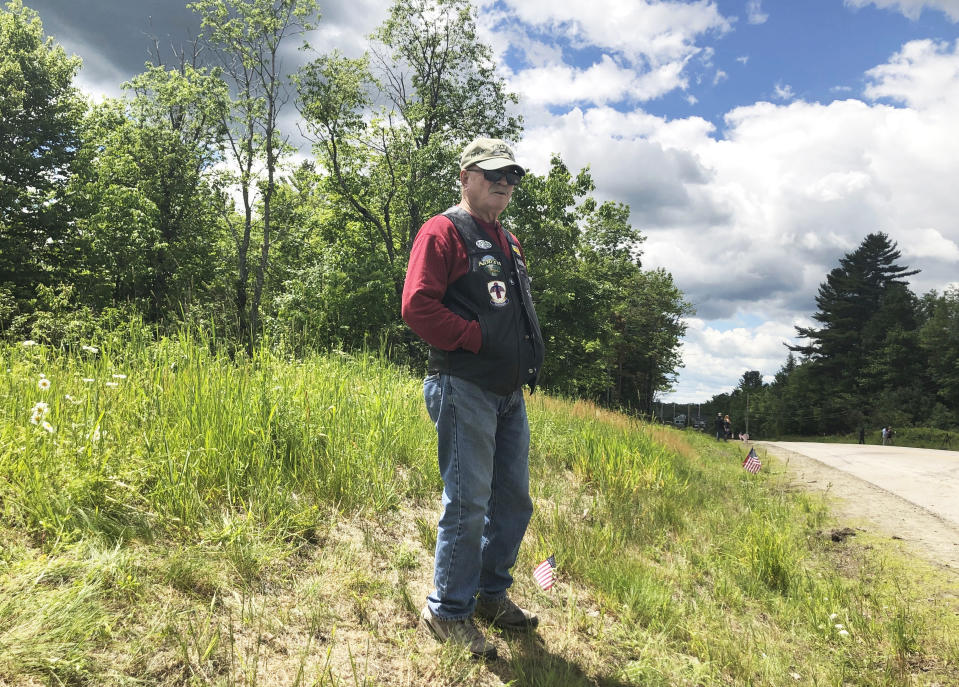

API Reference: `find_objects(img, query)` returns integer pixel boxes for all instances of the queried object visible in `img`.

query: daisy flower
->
[111,374,127,379]
[41,421,54,434]
[38,378,51,391]
[105,382,119,388]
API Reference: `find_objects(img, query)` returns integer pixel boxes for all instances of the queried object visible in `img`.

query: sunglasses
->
[468,167,524,186]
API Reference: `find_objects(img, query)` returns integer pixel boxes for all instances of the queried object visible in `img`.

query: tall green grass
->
[1,332,437,550]
[2,332,957,685]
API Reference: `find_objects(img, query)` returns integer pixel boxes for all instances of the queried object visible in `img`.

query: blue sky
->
[26,0,959,401]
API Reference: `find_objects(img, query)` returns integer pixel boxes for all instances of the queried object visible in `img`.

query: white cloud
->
[845,0,959,21]
[496,0,732,65]
[506,56,694,107]
[773,82,796,100]
[736,55,750,65]
[660,318,800,400]
[517,36,959,400]
[746,0,770,24]
[864,39,959,108]
[902,228,959,260]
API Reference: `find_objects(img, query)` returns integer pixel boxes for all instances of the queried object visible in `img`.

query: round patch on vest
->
[487,280,509,306]
[478,255,503,277]
[476,240,493,249]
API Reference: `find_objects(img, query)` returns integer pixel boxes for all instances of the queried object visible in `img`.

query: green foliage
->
[705,235,957,436]
[1,338,958,684]
[298,0,521,270]
[507,157,691,407]
[0,0,84,302]
[919,286,959,417]
[190,0,319,346]
[1,0,690,412]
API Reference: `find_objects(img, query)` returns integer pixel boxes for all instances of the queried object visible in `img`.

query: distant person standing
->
[888,427,895,445]
[723,414,732,440]
[714,412,724,441]
[858,427,865,444]
[881,427,888,446]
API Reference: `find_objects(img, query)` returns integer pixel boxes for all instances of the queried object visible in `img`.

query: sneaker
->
[474,595,538,632]
[420,606,497,660]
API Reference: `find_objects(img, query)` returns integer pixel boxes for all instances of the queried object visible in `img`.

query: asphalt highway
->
[764,441,959,528]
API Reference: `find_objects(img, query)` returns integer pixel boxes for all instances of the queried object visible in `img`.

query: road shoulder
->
[757,442,959,573]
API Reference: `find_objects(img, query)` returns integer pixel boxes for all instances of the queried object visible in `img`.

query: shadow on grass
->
[487,632,634,687]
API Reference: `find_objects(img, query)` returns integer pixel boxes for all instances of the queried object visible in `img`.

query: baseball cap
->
[460,137,525,174]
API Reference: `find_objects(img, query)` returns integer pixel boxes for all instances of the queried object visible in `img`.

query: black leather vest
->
[427,207,545,395]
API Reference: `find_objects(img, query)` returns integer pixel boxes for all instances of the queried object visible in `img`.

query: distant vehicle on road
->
[673,414,687,427]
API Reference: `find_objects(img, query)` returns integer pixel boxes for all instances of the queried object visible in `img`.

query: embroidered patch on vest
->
[487,280,509,306]
[478,255,503,277]
[476,240,493,249]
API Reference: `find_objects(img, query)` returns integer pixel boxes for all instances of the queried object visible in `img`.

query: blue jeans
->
[423,374,533,619]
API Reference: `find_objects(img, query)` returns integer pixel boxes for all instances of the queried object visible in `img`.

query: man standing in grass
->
[402,138,545,660]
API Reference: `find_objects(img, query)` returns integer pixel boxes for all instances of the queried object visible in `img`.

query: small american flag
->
[533,555,556,591]
[743,447,762,474]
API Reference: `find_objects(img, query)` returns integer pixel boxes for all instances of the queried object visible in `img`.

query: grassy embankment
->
[2,330,957,686]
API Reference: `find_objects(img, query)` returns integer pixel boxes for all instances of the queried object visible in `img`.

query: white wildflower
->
[81,345,99,353]
[838,629,850,637]
[105,382,119,388]
[22,340,38,347]
[41,421,54,434]
[82,378,95,383]
[30,402,49,424]
[111,373,126,379]
[829,613,838,620]
[834,623,844,630]
[90,427,102,441]
[38,378,51,391]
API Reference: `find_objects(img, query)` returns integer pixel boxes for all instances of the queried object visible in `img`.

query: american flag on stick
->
[743,447,762,474]
[533,555,557,591]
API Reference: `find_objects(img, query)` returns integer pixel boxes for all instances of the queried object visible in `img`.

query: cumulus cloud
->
[845,0,959,21]
[668,318,800,399]
[487,0,733,111]
[495,0,732,65]
[746,0,770,24]
[520,35,959,400]
[509,55,689,106]
[773,82,796,100]
[864,39,959,107]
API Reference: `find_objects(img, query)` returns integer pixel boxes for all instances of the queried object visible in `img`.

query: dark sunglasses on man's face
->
[470,167,524,186]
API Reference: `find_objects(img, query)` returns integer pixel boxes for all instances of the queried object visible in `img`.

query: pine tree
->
[789,232,919,429]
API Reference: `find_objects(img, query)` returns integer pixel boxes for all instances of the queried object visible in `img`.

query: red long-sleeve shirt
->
[402,209,525,353]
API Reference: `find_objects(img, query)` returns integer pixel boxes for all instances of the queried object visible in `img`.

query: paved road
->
[763,442,959,528]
